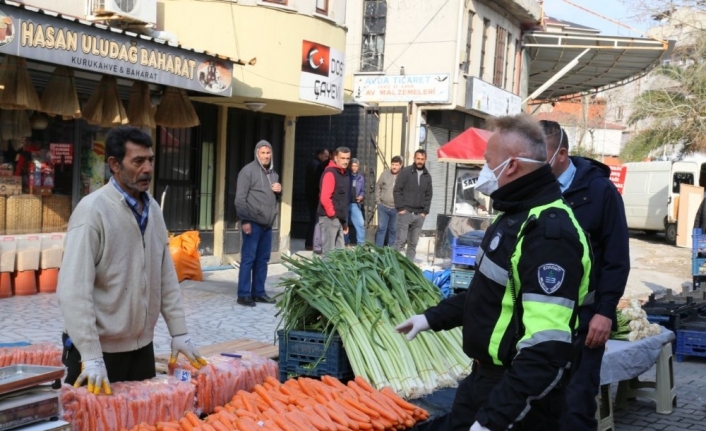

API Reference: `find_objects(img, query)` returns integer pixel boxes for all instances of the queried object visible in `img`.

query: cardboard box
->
[0,176,21,185]
[0,184,21,195]
[31,186,52,196]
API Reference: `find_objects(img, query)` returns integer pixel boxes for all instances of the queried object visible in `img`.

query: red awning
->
[437,127,493,164]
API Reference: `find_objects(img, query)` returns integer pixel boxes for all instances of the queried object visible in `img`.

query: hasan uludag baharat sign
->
[0,4,233,97]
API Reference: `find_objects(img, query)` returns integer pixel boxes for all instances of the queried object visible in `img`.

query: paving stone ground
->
[2,238,705,429]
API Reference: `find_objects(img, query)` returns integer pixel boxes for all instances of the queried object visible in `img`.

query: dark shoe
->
[237,297,256,307]
[305,245,314,251]
[253,295,276,304]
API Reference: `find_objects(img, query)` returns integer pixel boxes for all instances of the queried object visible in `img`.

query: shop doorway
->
[223,108,284,255]
[154,102,218,254]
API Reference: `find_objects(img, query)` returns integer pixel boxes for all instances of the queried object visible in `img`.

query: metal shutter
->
[424,126,457,231]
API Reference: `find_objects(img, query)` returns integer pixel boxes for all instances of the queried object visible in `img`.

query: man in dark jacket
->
[540,120,630,431]
[234,140,281,307]
[305,149,329,250]
[396,114,592,431]
[393,149,432,260]
[319,147,351,252]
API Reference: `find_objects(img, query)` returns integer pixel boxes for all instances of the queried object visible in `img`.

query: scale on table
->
[0,365,64,430]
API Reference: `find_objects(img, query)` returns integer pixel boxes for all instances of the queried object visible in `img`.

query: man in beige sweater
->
[58,126,205,395]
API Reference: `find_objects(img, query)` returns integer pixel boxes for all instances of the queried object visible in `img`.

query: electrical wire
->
[383,0,454,72]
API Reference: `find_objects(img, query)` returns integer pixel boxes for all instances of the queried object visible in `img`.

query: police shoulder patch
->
[537,263,565,295]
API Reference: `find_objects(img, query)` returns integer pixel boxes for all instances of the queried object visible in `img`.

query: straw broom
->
[101,75,128,127]
[0,56,41,111]
[1,109,31,140]
[155,87,200,128]
[40,66,81,120]
[127,81,155,129]
[83,75,128,127]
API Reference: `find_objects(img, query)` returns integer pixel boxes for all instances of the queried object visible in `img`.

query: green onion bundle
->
[276,244,472,399]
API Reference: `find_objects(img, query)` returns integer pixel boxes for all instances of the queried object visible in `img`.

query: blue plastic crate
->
[676,329,706,362]
[451,239,478,266]
[450,268,475,290]
[693,258,706,276]
[277,330,353,381]
[694,229,706,253]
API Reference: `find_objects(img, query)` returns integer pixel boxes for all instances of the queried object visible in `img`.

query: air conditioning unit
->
[91,0,156,26]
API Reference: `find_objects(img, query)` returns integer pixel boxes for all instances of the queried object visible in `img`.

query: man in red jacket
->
[318,147,351,252]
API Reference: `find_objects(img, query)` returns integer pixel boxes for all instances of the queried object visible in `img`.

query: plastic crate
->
[676,329,706,362]
[277,330,353,382]
[450,268,475,290]
[451,239,478,266]
[694,232,706,253]
[693,258,706,276]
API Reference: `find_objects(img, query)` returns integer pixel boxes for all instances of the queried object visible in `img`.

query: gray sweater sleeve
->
[234,167,252,223]
[57,218,104,362]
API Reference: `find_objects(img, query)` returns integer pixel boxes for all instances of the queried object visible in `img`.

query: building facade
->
[11,0,348,263]
[293,0,540,237]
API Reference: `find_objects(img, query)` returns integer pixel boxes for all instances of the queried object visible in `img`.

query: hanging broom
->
[1,109,31,140]
[127,81,155,129]
[83,75,128,127]
[0,56,41,111]
[40,66,81,120]
[155,87,200,128]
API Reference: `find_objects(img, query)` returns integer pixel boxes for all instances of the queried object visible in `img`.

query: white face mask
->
[475,157,545,196]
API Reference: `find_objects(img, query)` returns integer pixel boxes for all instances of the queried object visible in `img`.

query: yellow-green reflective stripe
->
[487,199,591,365]
[519,300,573,342]
[488,281,516,365]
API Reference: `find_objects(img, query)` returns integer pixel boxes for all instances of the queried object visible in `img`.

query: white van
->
[622,161,704,244]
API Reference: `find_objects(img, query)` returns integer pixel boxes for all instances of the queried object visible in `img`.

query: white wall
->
[344,0,533,107]
[565,126,623,157]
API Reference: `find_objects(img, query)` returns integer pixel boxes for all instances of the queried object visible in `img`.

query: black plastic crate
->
[277,329,353,381]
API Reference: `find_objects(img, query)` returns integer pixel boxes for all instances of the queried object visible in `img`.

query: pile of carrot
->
[0,342,62,367]
[61,377,196,431]
[121,375,429,431]
[168,352,279,414]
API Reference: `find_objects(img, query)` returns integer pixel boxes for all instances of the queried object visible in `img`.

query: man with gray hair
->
[318,147,351,252]
[235,140,281,307]
[396,114,592,431]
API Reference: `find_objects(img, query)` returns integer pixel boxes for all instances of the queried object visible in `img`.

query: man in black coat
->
[393,149,432,261]
[540,120,630,431]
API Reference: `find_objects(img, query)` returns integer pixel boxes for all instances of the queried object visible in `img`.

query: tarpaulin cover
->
[437,127,493,164]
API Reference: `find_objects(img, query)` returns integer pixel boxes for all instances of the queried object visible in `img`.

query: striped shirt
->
[110,176,150,235]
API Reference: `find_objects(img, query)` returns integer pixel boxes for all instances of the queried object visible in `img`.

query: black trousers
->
[449,365,566,431]
[62,333,157,385]
[561,332,604,431]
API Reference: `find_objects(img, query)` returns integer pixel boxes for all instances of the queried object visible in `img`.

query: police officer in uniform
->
[396,114,592,431]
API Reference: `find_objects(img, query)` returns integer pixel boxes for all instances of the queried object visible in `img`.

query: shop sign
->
[353,74,450,103]
[609,165,627,195]
[299,40,344,110]
[50,143,73,165]
[0,5,233,96]
[465,77,521,117]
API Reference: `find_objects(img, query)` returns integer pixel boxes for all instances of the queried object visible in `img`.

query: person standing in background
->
[305,148,329,251]
[375,156,402,247]
[319,147,351,252]
[393,150,432,261]
[347,158,366,245]
[234,140,281,307]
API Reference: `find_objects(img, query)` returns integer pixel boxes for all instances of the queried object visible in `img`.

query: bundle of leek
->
[276,245,471,399]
